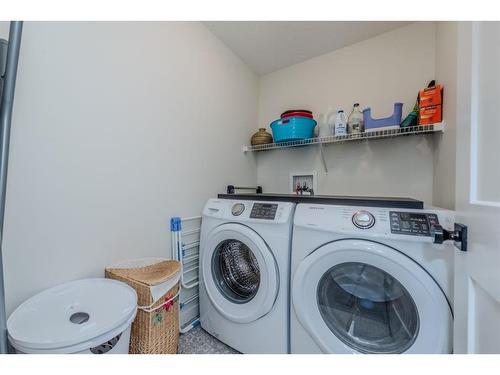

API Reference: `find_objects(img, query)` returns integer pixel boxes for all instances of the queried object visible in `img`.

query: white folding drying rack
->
[170,216,201,333]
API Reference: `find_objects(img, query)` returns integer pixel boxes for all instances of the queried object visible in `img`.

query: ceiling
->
[204,21,412,75]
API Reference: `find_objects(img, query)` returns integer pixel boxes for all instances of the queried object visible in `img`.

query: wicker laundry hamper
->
[105,258,181,354]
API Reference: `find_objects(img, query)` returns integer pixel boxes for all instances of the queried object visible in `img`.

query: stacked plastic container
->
[270,109,317,142]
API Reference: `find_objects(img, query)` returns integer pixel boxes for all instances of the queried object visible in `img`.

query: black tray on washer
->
[217,193,423,210]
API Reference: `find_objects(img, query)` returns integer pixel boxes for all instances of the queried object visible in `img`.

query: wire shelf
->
[243,123,444,152]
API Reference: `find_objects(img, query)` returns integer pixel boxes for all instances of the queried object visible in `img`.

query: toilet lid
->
[7,278,137,351]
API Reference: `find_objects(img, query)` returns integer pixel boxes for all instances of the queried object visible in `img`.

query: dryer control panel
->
[294,204,454,243]
[389,211,439,236]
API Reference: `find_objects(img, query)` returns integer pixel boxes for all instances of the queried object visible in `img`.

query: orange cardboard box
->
[419,85,443,107]
[419,105,442,125]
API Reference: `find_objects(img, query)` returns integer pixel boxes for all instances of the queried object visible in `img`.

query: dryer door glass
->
[212,239,260,303]
[317,262,419,353]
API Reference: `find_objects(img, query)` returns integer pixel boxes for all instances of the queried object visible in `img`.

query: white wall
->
[433,22,458,210]
[257,23,437,203]
[1,22,258,315]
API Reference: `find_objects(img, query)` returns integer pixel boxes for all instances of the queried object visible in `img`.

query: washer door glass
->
[212,239,260,303]
[317,262,419,354]
[202,223,279,324]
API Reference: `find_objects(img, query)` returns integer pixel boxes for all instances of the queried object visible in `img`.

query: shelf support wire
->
[318,142,328,174]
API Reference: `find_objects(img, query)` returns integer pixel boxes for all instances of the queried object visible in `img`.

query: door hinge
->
[431,223,468,252]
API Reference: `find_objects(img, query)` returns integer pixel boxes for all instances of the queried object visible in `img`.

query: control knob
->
[231,203,245,216]
[352,210,375,229]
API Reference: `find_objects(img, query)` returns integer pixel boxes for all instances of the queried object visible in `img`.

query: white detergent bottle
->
[317,113,329,138]
[334,110,347,136]
[326,107,337,136]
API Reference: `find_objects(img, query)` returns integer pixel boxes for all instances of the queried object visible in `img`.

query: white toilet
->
[7,278,137,354]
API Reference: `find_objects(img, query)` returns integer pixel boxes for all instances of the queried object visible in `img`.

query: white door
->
[201,223,279,323]
[453,22,500,353]
[292,240,452,354]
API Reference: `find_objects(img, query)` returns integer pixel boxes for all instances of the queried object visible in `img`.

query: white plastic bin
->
[7,278,137,354]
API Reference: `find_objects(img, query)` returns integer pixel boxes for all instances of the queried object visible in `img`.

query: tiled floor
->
[178,326,239,354]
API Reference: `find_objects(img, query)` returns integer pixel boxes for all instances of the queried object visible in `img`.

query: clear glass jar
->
[348,103,364,134]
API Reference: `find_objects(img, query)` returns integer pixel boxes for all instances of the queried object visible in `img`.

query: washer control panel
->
[250,203,278,220]
[390,211,439,236]
[204,199,294,224]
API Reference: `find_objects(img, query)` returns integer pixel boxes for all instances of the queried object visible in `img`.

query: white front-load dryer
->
[199,198,295,353]
[291,203,455,354]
